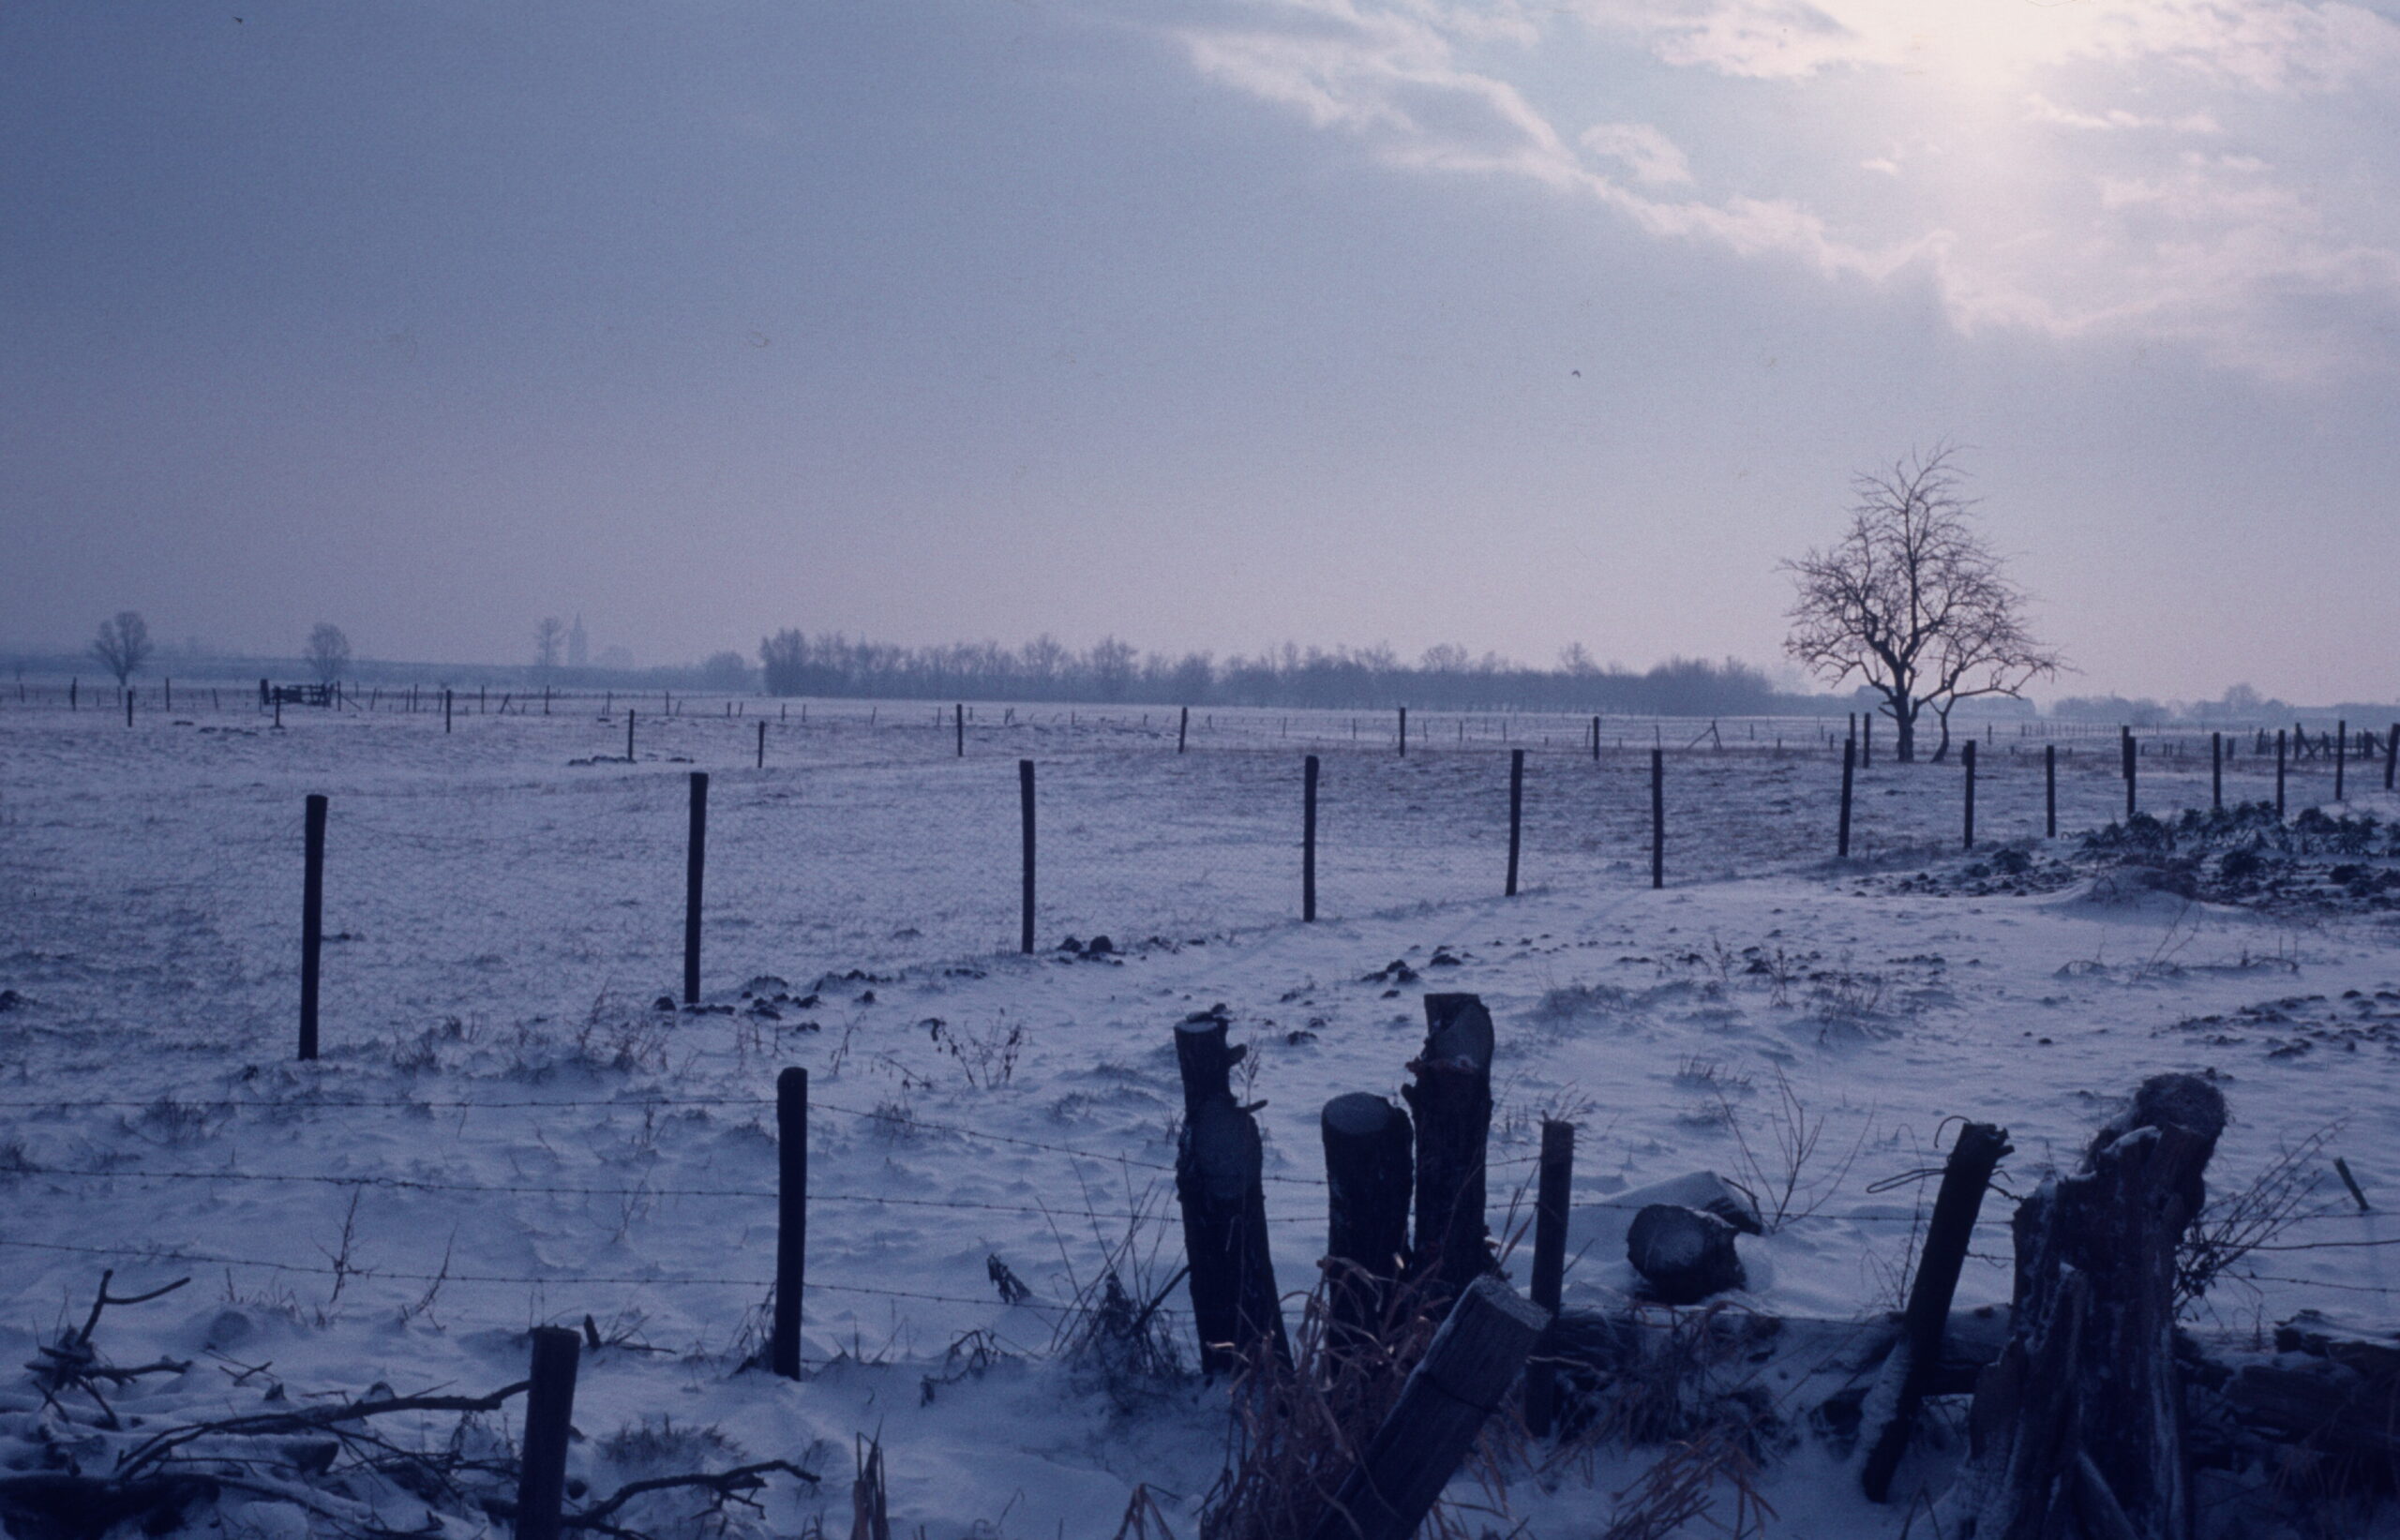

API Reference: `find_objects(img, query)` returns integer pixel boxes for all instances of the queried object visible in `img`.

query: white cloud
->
[1580,121,1693,184]
[1162,0,2400,378]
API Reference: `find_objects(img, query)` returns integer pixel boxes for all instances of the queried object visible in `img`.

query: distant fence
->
[6,691,2397,1069]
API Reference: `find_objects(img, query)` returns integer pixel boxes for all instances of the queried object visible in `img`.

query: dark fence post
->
[1523,1119,1574,1438]
[1398,705,1407,756]
[1505,749,1524,897]
[1300,755,1321,922]
[300,794,326,1062]
[1178,705,1189,754]
[1649,747,1664,890]
[773,1066,808,1379]
[2337,719,2348,800]
[125,689,133,727]
[518,1326,580,1540]
[1402,994,1494,1303]
[2122,727,2137,820]
[625,709,635,762]
[683,771,707,1006]
[1019,759,1036,954]
[757,719,765,769]
[2388,722,2399,792]
[956,702,965,758]
[1590,714,1599,761]
[1174,1013,1288,1373]
[1303,1278,1548,1540]
[2276,728,2288,818]
[2212,731,2223,811]
[1322,1093,1412,1347]
[1861,712,1871,767]
[2046,742,2058,837]
[1860,1120,2012,1501]
[1838,736,1855,858]
[443,689,452,734]
[1961,739,1976,850]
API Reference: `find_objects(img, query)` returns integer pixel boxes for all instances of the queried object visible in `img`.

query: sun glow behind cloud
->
[1166,0,2400,377]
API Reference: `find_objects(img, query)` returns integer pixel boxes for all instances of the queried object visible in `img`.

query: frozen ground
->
[3,694,2398,1536]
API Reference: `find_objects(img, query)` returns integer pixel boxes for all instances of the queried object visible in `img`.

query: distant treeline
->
[757,631,1824,715]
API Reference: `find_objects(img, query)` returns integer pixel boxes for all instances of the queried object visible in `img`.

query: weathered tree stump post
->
[1861,1120,2012,1501]
[1402,994,1495,1302]
[1322,1093,1413,1347]
[518,1326,580,1540]
[1942,1075,2226,1540]
[1174,1012,1287,1373]
[1523,1119,1574,1437]
[1304,1277,1548,1540]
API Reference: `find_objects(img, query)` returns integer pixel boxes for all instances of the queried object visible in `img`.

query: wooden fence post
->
[1322,1093,1413,1345]
[163,678,171,712]
[1649,748,1664,890]
[1590,714,1599,762]
[299,794,326,1062]
[2045,743,2058,839]
[1019,760,1036,954]
[442,689,452,734]
[1505,749,1524,897]
[1961,740,1976,850]
[1398,705,1407,757]
[1174,1013,1288,1373]
[1862,712,1871,767]
[1953,1077,2223,1539]
[956,702,965,757]
[1305,753,1325,916]
[2212,731,2222,811]
[1859,1120,2011,1501]
[2276,728,2287,818]
[518,1326,580,1540]
[125,689,133,727]
[2388,722,2398,792]
[683,771,707,1006]
[1838,736,1855,859]
[757,719,765,769]
[1303,1278,1548,1540]
[2121,726,2137,820]
[1402,994,1494,1302]
[1178,705,1189,754]
[773,1066,808,1379]
[1523,1119,1574,1438]
[2336,719,2348,800]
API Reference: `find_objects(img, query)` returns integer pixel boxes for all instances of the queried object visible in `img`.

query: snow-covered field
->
[4,694,2398,1536]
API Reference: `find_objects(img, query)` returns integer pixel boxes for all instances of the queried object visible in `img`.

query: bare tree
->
[1783,447,2062,762]
[90,611,153,685]
[532,616,566,673]
[304,623,352,685]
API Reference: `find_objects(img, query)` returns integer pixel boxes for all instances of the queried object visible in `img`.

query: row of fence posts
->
[287,723,2400,1061]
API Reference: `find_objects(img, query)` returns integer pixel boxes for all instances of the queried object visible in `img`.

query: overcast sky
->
[6,1,2397,701]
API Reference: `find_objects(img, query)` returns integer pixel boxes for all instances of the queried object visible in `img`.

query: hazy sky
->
[6,1,2398,701]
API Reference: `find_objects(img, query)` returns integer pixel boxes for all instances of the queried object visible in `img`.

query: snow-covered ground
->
[4,695,2397,1536]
